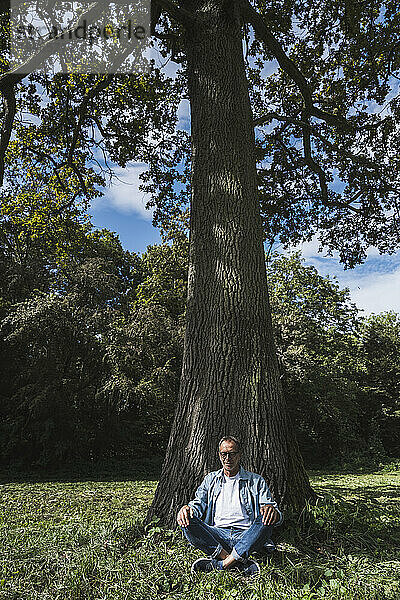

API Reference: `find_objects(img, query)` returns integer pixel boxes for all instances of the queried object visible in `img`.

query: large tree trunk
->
[147,1,315,528]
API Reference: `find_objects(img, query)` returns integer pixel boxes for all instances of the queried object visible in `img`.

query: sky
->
[90,48,400,318]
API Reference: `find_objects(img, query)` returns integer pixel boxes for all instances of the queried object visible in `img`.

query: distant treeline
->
[1,216,399,467]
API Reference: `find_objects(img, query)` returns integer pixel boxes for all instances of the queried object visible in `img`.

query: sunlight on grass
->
[0,463,399,599]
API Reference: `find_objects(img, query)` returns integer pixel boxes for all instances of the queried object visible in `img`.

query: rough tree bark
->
[147,1,315,528]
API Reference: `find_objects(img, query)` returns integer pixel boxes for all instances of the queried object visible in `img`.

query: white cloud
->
[261,59,279,78]
[96,163,153,220]
[345,268,400,315]
[291,236,326,259]
[285,235,400,315]
[178,99,190,131]
[364,246,382,258]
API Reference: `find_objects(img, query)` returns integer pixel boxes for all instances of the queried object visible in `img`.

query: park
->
[0,0,399,597]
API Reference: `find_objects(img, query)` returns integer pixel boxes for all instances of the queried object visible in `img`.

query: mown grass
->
[0,460,399,599]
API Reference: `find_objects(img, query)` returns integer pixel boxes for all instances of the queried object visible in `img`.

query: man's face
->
[219,440,241,477]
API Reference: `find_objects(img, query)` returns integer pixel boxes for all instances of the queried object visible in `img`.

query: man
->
[177,436,282,576]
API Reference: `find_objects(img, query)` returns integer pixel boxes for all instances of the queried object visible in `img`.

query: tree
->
[357,312,400,458]
[0,216,184,465]
[0,193,142,464]
[146,0,400,526]
[147,4,316,526]
[267,252,363,465]
[0,92,185,466]
[135,239,188,319]
[1,0,400,525]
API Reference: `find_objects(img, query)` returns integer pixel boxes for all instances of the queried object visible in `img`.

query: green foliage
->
[0,463,398,599]
[135,239,188,318]
[0,292,106,463]
[0,159,191,464]
[101,302,183,455]
[3,0,400,263]
[1,0,400,473]
[248,0,400,266]
[267,252,399,466]
[0,178,186,464]
[356,313,400,457]
[0,281,183,465]
[358,312,400,417]
[2,216,399,468]
[0,119,397,468]
[0,186,89,306]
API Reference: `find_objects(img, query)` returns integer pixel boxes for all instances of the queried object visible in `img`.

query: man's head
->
[218,436,241,477]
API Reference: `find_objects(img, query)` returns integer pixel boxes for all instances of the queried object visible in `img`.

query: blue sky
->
[91,162,162,250]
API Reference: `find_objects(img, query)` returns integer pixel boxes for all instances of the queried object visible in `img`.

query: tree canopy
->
[0,1,399,263]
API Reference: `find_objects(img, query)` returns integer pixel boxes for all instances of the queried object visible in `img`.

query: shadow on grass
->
[308,457,399,477]
[272,489,399,566]
[0,456,163,484]
[313,483,400,499]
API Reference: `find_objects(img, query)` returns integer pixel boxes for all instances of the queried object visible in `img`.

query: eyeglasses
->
[219,452,239,460]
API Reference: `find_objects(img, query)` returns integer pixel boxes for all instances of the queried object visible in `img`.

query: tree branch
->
[310,129,384,174]
[300,111,330,203]
[255,111,386,174]
[254,109,393,213]
[65,37,142,196]
[0,2,110,188]
[255,110,392,134]
[256,111,362,213]
[256,111,333,207]
[0,2,107,91]
[238,1,312,102]
[254,111,304,128]
[151,1,163,34]
[239,0,351,131]
[92,114,110,139]
[67,74,114,169]
[23,145,68,192]
[0,76,16,186]
[154,0,196,28]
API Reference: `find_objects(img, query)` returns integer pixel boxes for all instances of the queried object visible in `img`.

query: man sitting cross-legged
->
[177,436,282,577]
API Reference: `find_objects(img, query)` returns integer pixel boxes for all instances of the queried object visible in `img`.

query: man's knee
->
[189,514,201,524]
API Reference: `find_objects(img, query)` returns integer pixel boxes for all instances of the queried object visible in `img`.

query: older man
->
[177,436,282,576]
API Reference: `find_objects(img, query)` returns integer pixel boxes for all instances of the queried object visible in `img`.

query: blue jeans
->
[181,514,274,562]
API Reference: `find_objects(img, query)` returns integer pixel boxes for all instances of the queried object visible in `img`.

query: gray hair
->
[218,436,241,452]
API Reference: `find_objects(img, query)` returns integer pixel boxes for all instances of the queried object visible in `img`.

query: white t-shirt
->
[214,472,251,529]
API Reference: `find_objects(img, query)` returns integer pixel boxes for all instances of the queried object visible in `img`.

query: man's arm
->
[257,476,283,526]
[176,473,211,527]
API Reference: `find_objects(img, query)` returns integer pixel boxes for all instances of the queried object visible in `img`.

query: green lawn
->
[0,462,399,599]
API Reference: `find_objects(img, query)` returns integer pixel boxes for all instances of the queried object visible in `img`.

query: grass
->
[0,460,399,599]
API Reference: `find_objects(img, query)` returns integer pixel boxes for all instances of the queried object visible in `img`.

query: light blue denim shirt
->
[188,466,283,534]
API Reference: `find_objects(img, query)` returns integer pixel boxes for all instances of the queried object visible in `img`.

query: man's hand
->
[177,505,193,528]
[260,504,279,526]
